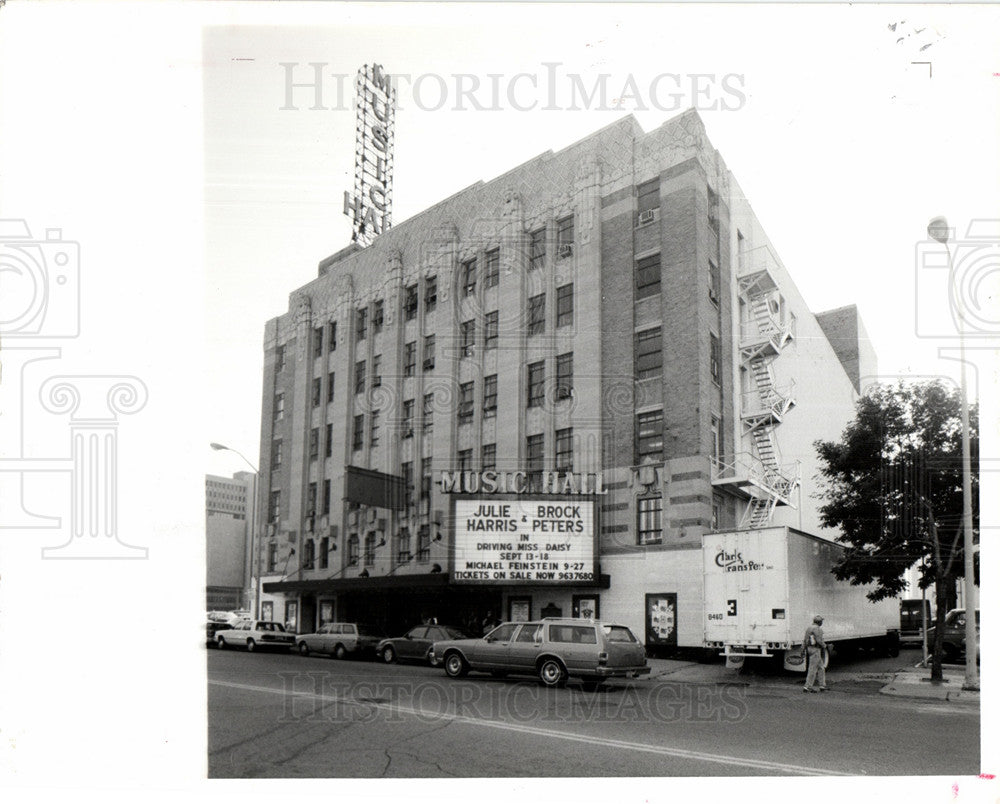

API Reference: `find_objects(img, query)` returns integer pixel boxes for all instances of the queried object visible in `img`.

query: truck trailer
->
[702,526,900,671]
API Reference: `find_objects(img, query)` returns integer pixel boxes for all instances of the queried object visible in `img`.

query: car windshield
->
[946,610,980,627]
[602,625,639,643]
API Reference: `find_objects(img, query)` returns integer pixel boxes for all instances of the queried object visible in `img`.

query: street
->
[208,647,979,777]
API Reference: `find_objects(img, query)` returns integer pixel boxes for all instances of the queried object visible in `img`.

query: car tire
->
[217,637,227,649]
[538,658,567,688]
[444,652,468,678]
[334,644,347,660]
[246,639,256,653]
[383,646,396,664]
[298,642,310,657]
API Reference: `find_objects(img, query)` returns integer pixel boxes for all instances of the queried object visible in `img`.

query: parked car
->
[928,608,980,662]
[215,620,295,652]
[376,625,469,665]
[295,622,385,659]
[428,618,650,690]
[206,611,250,646]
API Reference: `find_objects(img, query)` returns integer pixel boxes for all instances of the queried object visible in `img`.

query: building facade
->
[258,110,875,648]
[206,471,255,611]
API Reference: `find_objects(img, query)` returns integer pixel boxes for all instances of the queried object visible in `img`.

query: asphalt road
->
[208,647,979,778]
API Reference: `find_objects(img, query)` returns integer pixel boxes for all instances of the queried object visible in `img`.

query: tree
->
[814,380,979,681]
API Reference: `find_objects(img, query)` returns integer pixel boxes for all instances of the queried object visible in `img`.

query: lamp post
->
[211,442,261,619]
[926,217,979,691]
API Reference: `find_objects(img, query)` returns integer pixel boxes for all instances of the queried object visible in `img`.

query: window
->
[417,525,430,561]
[309,428,319,460]
[636,254,661,299]
[484,311,498,349]
[322,479,331,515]
[637,496,663,544]
[364,533,376,566]
[404,341,416,376]
[708,186,719,232]
[276,345,286,372]
[405,284,418,320]
[424,277,437,312]
[423,335,435,370]
[420,457,432,500]
[529,228,546,271]
[325,423,333,458]
[526,434,544,491]
[320,536,330,569]
[637,178,660,217]
[710,334,721,384]
[372,300,384,334]
[312,377,322,407]
[458,381,475,424]
[482,443,496,472]
[273,393,285,422]
[271,440,283,469]
[527,293,545,336]
[556,283,574,328]
[372,355,382,387]
[557,215,574,257]
[711,415,722,467]
[402,399,415,436]
[458,448,473,472]
[556,428,573,472]
[462,258,477,296]
[484,249,500,288]
[267,542,278,571]
[369,410,380,447]
[483,374,497,418]
[303,539,315,570]
[354,360,366,394]
[527,361,545,408]
[347,534,359,566]
[636,409,664,463]
[711,494,724,531]
[328,321,337,350]
[709,259,721,305]
[307,482,317,516]
[460,320,475,357]
[327,371,335,403]
[401,462,413,505]
[356,307,367,341]
[422,393,434,433]
[268,490,281,523]
[555,353,573,401]
[313,326,324,358]
[396,528,411,562]
[635,327,663,381]
[352,415,364,451]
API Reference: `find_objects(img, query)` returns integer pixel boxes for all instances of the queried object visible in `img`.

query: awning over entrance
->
[262,572,450,595]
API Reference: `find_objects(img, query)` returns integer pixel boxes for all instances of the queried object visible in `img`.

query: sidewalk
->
[879,667,982,702]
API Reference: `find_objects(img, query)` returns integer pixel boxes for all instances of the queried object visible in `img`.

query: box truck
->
[703,526,900,671]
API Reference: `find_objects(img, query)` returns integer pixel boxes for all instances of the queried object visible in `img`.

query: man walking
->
[803,615,828,693]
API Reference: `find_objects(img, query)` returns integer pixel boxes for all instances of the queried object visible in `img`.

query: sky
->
[202,4,1000,480]
[0,1,997,797]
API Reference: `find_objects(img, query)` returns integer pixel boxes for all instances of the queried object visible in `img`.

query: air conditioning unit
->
[423,358,435,370]
[558,243,573,258]
[556,386,573,401]
[402,428,413,438]
[372,377,382,387]
[638,208,658,225]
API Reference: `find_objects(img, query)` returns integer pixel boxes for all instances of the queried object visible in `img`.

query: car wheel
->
[538,658,567,688]
[217,637,227,649]
[246,639,256,653]
[334,644,347,660]
[382,646,396,664]
[444,652,468,678]
[298,642,310,657]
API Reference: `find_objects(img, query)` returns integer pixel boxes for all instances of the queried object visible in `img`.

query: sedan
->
[376,625,470,665]
[215,620,295,652]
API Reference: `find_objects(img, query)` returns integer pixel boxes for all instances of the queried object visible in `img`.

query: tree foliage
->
[814,379,979,601]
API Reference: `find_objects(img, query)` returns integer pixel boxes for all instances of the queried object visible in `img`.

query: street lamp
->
[927,216,979,691]
[211,442,261,619]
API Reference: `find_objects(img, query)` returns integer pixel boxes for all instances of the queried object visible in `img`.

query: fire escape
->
[713,244,800,528]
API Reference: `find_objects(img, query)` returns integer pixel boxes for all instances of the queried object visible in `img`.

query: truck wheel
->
[885,632,900,658]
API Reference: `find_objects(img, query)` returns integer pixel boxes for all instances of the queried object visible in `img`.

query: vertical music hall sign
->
[343,63,396,247]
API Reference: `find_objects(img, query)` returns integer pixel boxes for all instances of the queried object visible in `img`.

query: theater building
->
[258,109,875,649]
